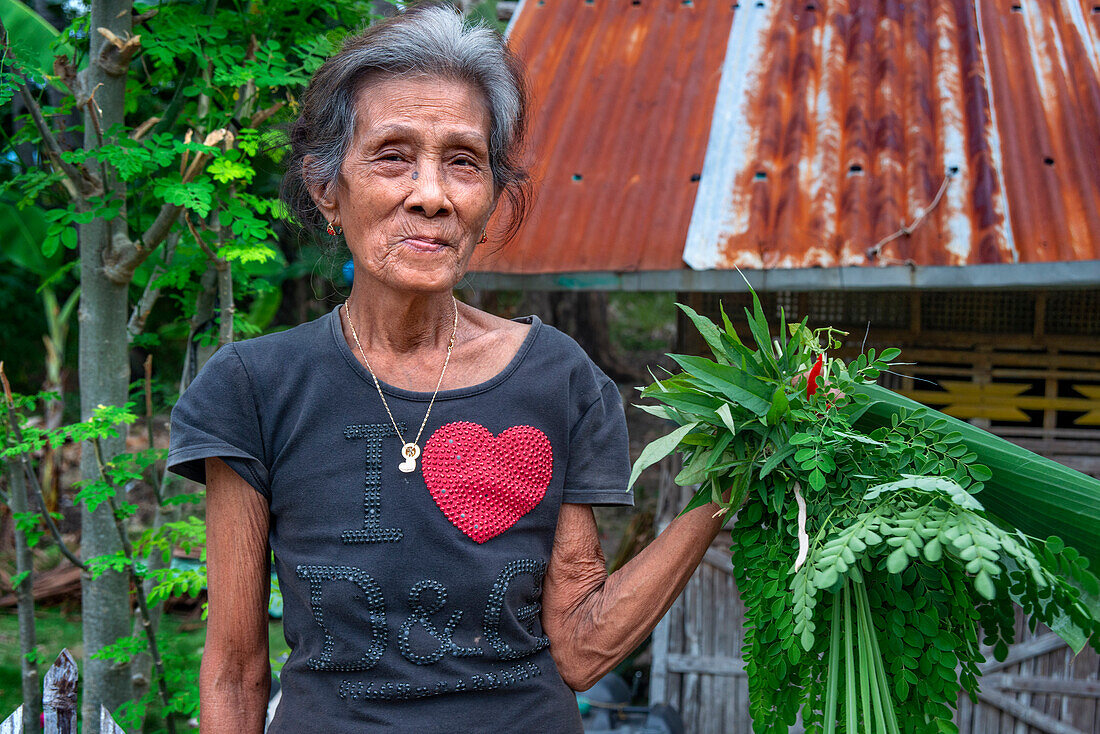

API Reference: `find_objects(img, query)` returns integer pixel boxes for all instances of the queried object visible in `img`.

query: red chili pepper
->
[807,354,824,399]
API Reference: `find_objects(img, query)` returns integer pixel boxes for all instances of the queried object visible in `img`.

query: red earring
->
[478,233,488,244]
[327,221,337,236]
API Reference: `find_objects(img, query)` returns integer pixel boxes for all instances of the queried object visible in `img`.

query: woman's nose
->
[405,163,452,217]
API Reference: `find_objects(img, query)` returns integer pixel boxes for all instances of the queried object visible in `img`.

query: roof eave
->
[467,261,1100,292]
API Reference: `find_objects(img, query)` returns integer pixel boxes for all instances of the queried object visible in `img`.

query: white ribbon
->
[792,482,809,572]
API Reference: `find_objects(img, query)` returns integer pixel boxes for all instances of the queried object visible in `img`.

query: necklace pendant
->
[399,442,421,473]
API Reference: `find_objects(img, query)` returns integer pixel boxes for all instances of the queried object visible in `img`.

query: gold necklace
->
[344,296,459,473]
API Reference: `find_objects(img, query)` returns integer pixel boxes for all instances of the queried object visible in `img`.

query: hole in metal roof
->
[690,173,702,182]
[948,165,960,175]
[847,164,864,176]
[805,2,817,9]
[1043,157,1055,166]
[755,0,764,6]
[1093,4,1100,12]
[572,173,583,181]
[753,171,767,181]
[682,0,693,5]
[732,2,740,7]
[632,0,640,4]
[1010,4,1022,11]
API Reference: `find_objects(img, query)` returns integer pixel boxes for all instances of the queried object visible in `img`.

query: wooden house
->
[475,1,1100,731]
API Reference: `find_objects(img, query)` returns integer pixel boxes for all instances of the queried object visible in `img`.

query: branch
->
[129,116,161,141]
[141,355,164,505]
[104,127,228,284]
[184,211,223,266]
[127,231,178,341]
[0,363,86,572]
[94,28,142,77]
[101,202,184,285]
[91,438,176,734]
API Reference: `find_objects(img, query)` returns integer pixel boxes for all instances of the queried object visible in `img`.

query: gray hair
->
[282,5,530,240]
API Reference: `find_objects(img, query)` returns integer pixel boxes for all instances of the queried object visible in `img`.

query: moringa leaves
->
[632,298,1100,733]
[865,475,985,512]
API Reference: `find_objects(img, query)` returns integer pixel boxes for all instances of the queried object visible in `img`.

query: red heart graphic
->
[422,422,552,543]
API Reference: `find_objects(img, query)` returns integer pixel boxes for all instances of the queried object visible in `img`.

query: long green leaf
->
[632,402,681,422]
[824,597,841,734]
[678,478,719,518]
[1049,613,1088,656]
[676,446,714,486]
[627,421,698,491]
[0,0,72,82]
[668,354,772,416]
[704,430,735,472]
[766,385,789,426]
[720,331,758,365]
[857,581,902,734]
[853,382,1100,571]
[855,586,872,733]
[856,583,887,734]
[745,291,779,376]
[716,402,738,436]
[676,302,730,365]
[648,391,723,424]
[759,442,797,479]
[843,581,857,734]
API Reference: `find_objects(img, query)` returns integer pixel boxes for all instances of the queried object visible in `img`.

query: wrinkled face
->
[314,75,497,294]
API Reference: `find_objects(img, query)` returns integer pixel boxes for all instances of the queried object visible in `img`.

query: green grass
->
[0,608,287,731]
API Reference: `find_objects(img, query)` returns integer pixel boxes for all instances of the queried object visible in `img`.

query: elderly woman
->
[168,6,734,732]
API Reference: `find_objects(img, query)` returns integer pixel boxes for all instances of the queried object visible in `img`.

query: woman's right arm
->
[201,457,271,733]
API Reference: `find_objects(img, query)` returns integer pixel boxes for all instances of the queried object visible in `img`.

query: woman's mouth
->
[402,237,449,253]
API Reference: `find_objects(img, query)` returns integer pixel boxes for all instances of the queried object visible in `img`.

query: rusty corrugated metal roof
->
[474,0,1100,279]
[472,0,735,273]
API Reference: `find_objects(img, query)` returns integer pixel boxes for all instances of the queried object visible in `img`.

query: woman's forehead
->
[353,75,492,146]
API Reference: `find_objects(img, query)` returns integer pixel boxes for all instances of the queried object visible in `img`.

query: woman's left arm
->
[542,500,730,691]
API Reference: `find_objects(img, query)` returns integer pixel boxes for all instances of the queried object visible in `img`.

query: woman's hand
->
[541,493,741,691]
[201,458,271,733]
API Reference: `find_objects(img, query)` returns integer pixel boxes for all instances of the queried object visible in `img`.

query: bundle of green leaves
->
[630,294,1100,733]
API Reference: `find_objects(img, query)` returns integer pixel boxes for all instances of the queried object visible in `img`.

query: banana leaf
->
[0,0,72,85]
[853,382,1100,571]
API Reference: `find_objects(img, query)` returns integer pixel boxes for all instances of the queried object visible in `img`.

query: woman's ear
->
[304,155,340,223]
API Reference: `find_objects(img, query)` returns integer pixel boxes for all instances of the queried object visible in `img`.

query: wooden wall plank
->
[0,707,23,734]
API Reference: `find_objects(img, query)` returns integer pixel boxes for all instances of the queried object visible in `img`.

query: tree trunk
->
[78,0,135,727]
[8,462,41,734]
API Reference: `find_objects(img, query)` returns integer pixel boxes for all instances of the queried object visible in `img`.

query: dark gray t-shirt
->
[167,305,633,733]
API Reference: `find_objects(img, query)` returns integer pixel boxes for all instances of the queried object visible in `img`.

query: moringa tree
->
[3,0,384,726]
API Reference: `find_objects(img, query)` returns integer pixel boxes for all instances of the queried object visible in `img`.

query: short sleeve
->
[562,378,633,506]
[167,343,270,499]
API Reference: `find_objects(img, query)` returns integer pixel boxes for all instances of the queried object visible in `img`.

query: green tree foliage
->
[2,0,392,360]
[1,0,390,728]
